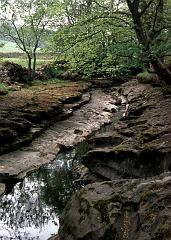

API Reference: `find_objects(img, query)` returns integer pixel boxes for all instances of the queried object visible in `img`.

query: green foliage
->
[49,1,146,77]
[39,64,64,78]
[0,82,8,90]
[148,31,171,60]
[0,0,58,80]
[2,0,171,79]
[52,11,138,77]
[62,39,144,77]
[46,0,171,79]
[114,65,133,76]
[137,72,159,84]
[0,43,5,48]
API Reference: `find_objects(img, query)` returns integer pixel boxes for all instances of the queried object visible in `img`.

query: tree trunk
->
[126,0,149,50]
[126,0,170,84]
[27,54,32,82]
[150,59,171,85]
[32,52,37,80]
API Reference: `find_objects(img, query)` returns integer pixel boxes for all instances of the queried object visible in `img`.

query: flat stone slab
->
[0,90,117,191]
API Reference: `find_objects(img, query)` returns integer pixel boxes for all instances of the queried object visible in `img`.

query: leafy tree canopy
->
[0,0,62,80]
[0,0,171,81]
[49,0,171,80]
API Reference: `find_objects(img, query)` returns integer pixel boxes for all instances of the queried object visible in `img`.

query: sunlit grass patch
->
[0,40,22,53]
[0,57,53,69]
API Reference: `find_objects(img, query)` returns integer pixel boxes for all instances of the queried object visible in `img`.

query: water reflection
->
[0,149,80,240]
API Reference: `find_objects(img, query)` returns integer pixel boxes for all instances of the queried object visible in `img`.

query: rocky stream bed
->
[0,79,171,240]
[0,87,117,195]
[58,80,171,240]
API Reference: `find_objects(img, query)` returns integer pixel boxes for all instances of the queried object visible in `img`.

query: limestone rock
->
[59,174,171,240]
[82,80,171,180]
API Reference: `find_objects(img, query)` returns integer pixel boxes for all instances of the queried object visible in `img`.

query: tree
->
[0,0,54,81]
[51,0,138,76]
[50,0,171,81]
[125,0,171,83]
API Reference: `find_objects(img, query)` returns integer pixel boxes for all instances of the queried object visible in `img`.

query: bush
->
[59,71,79,80]
[114,64,143,76]
[137,71,159,84]
[36,64,64,79]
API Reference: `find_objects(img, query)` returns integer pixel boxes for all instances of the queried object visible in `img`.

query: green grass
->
[0,40,53,69]
[0,40,43,53]
[0,82,9,91]
[27,79,67,91]
[0,57,52,69]
[0,40,22,53]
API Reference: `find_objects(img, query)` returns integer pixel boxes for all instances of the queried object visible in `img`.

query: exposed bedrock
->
[59,80,171,240]
[59,173,171,240]
[82,80,171,180]
[0,89,117,196]
[0,82,91,155]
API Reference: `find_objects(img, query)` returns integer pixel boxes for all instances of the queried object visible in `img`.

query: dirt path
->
[0,90,117,195]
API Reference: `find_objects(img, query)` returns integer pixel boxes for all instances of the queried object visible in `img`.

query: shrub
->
[115,64,143,76]
[36,64,64,79]
[137,71,159,84]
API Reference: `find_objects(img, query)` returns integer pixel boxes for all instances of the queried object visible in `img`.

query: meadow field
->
[0,39,23,53]
[0,40,53,69]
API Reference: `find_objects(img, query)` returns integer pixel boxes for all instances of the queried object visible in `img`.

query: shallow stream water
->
[0,102,125,240]
[0,149,81,239]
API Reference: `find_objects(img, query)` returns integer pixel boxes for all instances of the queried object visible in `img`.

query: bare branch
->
[139,0,154,17]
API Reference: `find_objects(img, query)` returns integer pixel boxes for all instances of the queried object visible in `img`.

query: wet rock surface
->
[0,82,90,155]
[83,80,171,179]
[59,173,171,240]
[0,89,117,195]
[59,80,171,240]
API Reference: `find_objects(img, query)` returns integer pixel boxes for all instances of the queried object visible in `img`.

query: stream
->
[0,90,125,240]
[0,149,81,239]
